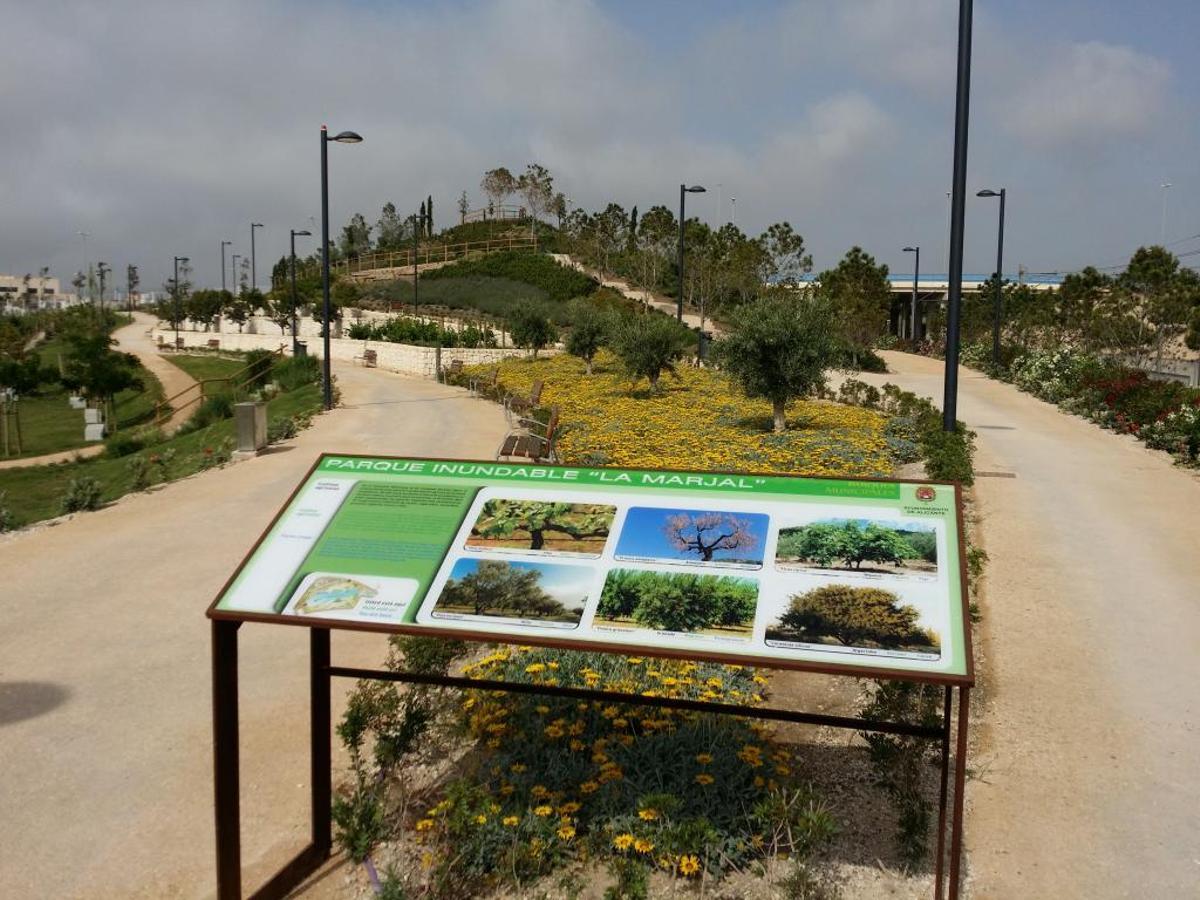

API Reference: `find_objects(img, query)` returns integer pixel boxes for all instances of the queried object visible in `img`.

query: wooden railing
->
[332,235,536,277]
[154,346,286,427]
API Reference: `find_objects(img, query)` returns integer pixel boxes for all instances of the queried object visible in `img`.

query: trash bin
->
[294,341,307,358]
[234,401,268,454]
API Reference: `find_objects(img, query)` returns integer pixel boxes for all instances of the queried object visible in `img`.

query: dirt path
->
[0,364,507,898]
[856,352,1200,898]
[116,312,199,433]
[551,254,718,331]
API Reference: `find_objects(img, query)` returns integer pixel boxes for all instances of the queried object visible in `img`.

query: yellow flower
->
[557,824,576,841]
[535,704,550,714]
[503,815,520,827]
[679,855,701,877]
[695,773,715,786]
[580,781,599,794]
[530,785,549,798]
[611,718,628,729]
[525,663,546,674]
[627,657,643,665]
[474,814,487,825]
[415,819,434,832]
[510,763,527,774]
[638,808,659,822]
[559,801,582,815]
[544,724,565,738]
[695,753,713,765]
[570,739,587,751]
[533,805,553,817]
[499,784,515,796]
[613,833,635,851]
[601,705,620,719]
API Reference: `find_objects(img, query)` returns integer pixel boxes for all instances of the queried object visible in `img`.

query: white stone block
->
[84,423,106,441]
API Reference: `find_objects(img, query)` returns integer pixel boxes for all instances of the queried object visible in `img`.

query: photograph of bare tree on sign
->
[774,518,938,579]
[593,568,758,641]
[465,499,616,557]
[764,583,941,659]
[614,507,768,569]
[432,558,591,628]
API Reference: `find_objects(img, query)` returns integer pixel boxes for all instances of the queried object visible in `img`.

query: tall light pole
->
[677,184,706,321]
[320,126,364,410]
[173,256,188,346]
[290,229,311,353]
[977,188,1006,367]
[231,253,241,295]
[250,222,263,292]
[1160,182,1172,245]
[412,211,420,316]
[942,0,973,434]
[730,197,736,228]
[903,246,920,341]
[220,240,231,293]
[96,262,110,313]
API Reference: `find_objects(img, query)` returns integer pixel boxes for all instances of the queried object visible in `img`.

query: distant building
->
[0,273,80,313]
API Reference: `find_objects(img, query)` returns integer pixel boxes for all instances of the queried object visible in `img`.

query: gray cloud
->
[0,0,1195,291]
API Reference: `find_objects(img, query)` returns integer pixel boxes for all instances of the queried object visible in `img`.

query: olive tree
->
[507,303,557,358]
[564,301,608,374]
[714,291,842,433]
[610,312,691,391]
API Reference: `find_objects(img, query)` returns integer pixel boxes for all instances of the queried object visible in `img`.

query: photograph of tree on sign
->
[432,558,590,627]
[775,518,939,578]
[465,499,616,556]
[594,568,758,639]
[614,506,768,569]
[765,583,941,657]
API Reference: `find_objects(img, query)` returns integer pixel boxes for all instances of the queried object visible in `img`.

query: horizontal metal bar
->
[326,666,941,739]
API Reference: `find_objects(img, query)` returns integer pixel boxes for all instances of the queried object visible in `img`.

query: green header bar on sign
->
[318,456,904,500]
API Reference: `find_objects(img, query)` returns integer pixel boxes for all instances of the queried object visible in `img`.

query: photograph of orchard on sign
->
[765,584,941,657]
[614,507,768,569]
[432,558,590,626]
[775,518,939,578]
[466,499,615,556]
[594,568,759,639]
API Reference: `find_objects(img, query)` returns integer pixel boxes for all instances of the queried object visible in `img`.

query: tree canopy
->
[777,584,938,650]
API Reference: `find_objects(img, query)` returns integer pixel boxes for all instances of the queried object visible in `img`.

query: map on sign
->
[209,455,971,682]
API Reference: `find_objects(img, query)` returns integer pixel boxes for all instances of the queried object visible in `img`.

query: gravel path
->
[0,363,507,898]
[858,352,1200,898]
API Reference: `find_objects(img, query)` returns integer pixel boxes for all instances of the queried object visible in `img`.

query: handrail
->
[153,345,286,426]
[332,235,536,277]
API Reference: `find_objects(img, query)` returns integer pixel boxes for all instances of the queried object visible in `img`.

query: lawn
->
[0,383,321,528]
[4,335,163,460]
[164,353,252,396]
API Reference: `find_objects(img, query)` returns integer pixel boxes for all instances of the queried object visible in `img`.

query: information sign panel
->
[209,454,972,683]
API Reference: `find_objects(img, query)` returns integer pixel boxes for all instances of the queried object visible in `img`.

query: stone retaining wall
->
[151,329,540,379]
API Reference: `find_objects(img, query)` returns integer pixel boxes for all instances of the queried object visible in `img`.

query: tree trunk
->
[772,399,786,433]
[530,529,545,550]
[585,357,593,375]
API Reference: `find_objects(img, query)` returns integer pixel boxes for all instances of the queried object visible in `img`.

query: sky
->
[2,0,1197,291]
[616,507,769,563]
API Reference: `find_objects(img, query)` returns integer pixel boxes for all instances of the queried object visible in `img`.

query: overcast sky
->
[2,0,1197,291]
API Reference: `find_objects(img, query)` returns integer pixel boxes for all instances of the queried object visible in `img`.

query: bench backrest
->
[365,349,377,362]
[529,379,544,404]
[449,359,464,374]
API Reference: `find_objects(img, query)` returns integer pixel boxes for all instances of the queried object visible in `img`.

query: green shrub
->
[273,355,321,392]
[60,476,103,513]
[920,425,975,485]
[424,250,597,302]
[104,430,145,458]
[126,455,152,491]
[610,313,691,390]
[507,302,558,357]
[267,416,298,443]
[240,349,276,391]
[346,317,496,348]
[191,393,235,429]
[0,491,15,532]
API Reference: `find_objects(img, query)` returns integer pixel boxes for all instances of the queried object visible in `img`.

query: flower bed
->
[1008,349,1200,465]
[459,350,893,478]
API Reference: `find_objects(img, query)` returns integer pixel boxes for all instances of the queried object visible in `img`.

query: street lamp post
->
[942,0,974,434]
[412,212,420,316]
[173,256,189,346]
[320,126,364,410]
[1160,182,1172,245]
[220,240,231,293]
[250,223,263,292]
[677,184,706,321]
[96,262,109,312]
[903,247,920,341]
[290,229,312,353]
[977,188,1006,367]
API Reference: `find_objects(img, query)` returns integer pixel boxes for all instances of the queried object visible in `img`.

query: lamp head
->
[903,246,917,252]
[331,131,363,144]
[684,185,706,193]
[294,229,312,237]
[252,222,263,228]
[977,189,1000,198]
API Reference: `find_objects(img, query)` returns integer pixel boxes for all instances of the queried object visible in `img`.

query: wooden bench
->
[496,405,559,463]
[469,366,499,398]
[504,379,544,422]
[207,339,221,351]
[353,348,378,368]
[441,359,464,384]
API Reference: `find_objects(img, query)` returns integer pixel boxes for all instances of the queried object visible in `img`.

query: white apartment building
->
[0,273,79,313]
